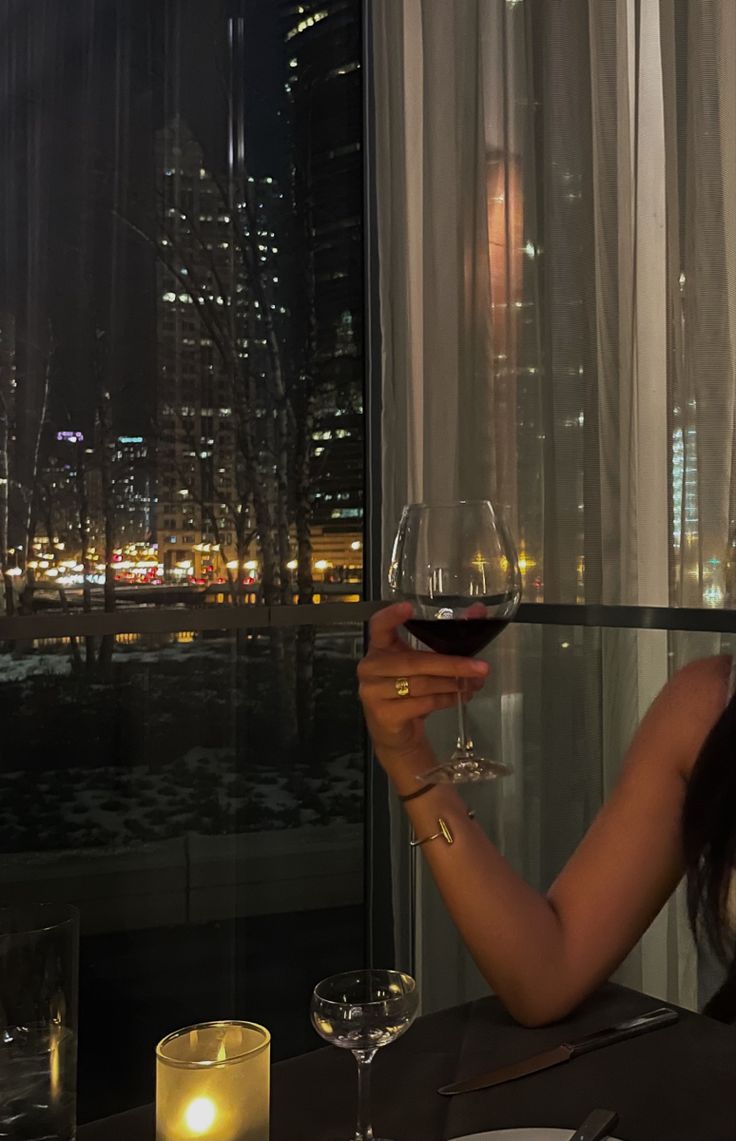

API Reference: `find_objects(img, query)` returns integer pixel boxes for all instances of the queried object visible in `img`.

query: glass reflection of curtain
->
[374,0,736,1013]
[664,0,736,611]
[0,1,149,567]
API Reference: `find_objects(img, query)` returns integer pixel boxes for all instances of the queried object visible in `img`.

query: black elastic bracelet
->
[399,782,437,803]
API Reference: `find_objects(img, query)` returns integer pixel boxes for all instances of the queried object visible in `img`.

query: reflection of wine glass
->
[389,500,521,784]
[310,969,418,1141]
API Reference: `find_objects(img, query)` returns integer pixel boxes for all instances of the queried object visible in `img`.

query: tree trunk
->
[0,394,12,617]
[20,330,51,573]
[296,624,315,756]
[270,625,299,759]
[97,388,116,677]
[293,105,318,609]
[76,443,95,669]
[294,392,315,606]
[252,481,280,606]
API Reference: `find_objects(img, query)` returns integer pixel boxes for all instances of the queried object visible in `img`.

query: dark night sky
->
[0,0,290,436]
[176,0,288,180]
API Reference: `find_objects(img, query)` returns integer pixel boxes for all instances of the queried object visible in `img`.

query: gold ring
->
[395,677,410,698]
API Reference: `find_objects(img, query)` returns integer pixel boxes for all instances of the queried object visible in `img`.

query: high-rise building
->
[154,118,282,580]
[281,0,364,572]
[113,436,153,544]
[36,431,88,558]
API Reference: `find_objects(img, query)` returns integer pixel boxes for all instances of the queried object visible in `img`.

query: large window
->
[0,0,364,614]
[0,0,370,1124]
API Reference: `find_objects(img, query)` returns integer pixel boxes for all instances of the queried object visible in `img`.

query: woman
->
[358,602,736,1025]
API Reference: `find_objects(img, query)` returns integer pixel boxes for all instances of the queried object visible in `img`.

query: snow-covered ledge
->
[0,823,363,933]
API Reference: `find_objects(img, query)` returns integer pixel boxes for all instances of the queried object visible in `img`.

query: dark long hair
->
[682,687,736,1022]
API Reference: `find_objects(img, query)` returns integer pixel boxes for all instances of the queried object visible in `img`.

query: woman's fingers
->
[360,606,490,750]
[359,649,488,681]
[361,675,484,701]
[380,692,460,722]
[368,602,413,651]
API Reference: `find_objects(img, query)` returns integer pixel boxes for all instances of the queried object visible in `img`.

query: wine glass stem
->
[353,1050,376,1141]
[456,680,473,754]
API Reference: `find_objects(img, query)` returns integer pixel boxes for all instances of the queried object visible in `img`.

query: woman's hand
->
[358,602,489,760]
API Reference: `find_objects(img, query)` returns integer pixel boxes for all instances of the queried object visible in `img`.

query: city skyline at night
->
[0,0,365,601]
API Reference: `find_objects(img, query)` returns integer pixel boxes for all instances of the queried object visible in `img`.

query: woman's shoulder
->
[668,653,732,701]
[660,654,733,777]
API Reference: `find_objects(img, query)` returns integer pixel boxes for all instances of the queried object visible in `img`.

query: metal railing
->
[1,599,735,642]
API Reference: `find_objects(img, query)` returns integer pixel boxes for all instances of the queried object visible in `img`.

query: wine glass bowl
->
[311,969,418,1053]
[389,500,521,783]
[310,970,418,1141]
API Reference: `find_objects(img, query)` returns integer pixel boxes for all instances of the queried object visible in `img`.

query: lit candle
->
[156,1021,270,1141]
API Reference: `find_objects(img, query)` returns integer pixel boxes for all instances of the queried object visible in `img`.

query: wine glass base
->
[419,754,512,784]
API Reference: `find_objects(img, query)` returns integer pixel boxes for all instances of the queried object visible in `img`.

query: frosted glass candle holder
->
[156,1021,270,1141]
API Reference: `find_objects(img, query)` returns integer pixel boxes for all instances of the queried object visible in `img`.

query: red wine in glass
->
[389,502,521,783]
[404,617,509,658]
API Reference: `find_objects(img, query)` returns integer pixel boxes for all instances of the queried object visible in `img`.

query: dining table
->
[78,981,736,1140]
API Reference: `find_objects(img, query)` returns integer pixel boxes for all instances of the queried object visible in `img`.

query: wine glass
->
[389,499,521,783]
[310,969,418,1141]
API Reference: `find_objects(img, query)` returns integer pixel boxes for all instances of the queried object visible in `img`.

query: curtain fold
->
[374,0,736,1013]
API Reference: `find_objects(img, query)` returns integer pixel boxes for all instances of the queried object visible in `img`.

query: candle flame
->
[49,1024,61,1103]
[185,1097,216,1135]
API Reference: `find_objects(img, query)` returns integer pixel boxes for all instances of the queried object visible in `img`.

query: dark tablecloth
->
[78,983,736,1140]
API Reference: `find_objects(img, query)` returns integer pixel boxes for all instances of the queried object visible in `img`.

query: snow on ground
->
[0,652,73,682]
[0,631,364,855]
[0,745,364,855]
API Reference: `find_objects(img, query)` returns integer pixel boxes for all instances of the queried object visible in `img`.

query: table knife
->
[438,1005,678,1095]
[570,1108,619,1141]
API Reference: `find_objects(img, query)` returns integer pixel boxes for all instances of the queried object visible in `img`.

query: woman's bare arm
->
[359,604,730,1025]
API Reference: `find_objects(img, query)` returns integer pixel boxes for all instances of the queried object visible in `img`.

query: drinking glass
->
[0,902,79,1141]
[389,500,521,783]
[310,969,418,1141]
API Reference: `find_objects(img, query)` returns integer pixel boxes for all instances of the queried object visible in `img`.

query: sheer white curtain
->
[373,0,736,1013]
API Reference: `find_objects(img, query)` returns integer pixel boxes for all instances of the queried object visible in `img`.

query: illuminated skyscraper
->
[281,0,364,568]
[113,436,153,544]
[154,119,282,579]
[36,432,88,557]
